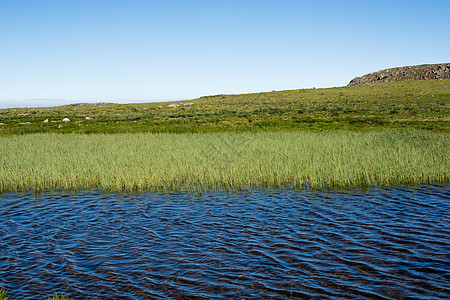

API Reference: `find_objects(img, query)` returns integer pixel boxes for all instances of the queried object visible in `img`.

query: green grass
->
[0,79,449,135]
[45,293,71,300]
[0,130,447,192]
[0,290,70,300]
[0,290,8,300]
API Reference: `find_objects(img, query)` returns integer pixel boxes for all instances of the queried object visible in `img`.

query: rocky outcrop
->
[348,63,450,86]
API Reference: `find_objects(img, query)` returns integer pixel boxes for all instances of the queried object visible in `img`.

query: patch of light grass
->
[0,130,448,192]
[46,293,71,300]
[0,289,8,300]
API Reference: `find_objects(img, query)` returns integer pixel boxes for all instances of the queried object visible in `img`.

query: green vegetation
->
[45,293,71,300]
[0,290,8,300]
[0,79,448,192]
[0,80,449,135]
[0,290,70,300]
[0,130,447,192]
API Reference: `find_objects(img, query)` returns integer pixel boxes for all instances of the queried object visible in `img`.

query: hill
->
[1,79,449,135]
[348,64,450,86]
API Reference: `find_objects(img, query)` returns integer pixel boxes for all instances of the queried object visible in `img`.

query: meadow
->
[0,80,449,135]
[0,130,447,192]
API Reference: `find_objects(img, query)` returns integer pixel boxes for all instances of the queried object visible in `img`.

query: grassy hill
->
[1,79,449,135]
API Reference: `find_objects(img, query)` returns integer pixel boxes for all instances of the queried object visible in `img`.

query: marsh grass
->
[0,131,447,192]
[0,290,70,300]
[45,293,70,300]
[0,290,8,300]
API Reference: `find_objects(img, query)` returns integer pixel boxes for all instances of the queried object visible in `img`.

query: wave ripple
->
[0,186,449,299]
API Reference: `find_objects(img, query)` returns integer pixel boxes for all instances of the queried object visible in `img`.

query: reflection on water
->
[0,186,449,299]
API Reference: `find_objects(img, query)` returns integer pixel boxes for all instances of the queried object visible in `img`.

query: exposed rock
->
[348,63,450,86]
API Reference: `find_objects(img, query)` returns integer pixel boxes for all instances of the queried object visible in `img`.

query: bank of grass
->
[0,79,449,135]
[0,130,447,192]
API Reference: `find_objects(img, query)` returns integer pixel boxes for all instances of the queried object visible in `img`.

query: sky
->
[1,0,449,108]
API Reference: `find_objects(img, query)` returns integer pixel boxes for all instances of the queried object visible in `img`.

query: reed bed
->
[0,131,448,192]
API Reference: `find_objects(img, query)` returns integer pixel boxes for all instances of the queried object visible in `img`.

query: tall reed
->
[0,131,448,192]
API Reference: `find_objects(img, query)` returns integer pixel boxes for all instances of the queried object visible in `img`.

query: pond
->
[0,186,449,299]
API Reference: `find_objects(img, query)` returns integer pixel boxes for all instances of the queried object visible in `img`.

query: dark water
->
[0,186,449,299]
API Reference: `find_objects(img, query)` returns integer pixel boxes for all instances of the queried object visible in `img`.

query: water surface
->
[0,186,449,299]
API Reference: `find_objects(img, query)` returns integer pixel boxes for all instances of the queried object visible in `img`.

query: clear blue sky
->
[1,0,449,108]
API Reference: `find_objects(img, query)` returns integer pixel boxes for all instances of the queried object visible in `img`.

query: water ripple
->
[0,185,449,299]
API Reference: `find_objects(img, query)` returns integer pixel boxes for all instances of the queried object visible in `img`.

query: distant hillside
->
[348,63,450,86]
[1,79,449,134]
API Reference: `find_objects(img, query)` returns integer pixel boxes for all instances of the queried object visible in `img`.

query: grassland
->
[0,80,449,135]
[0,79,448,192]
[0,130,447,192]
